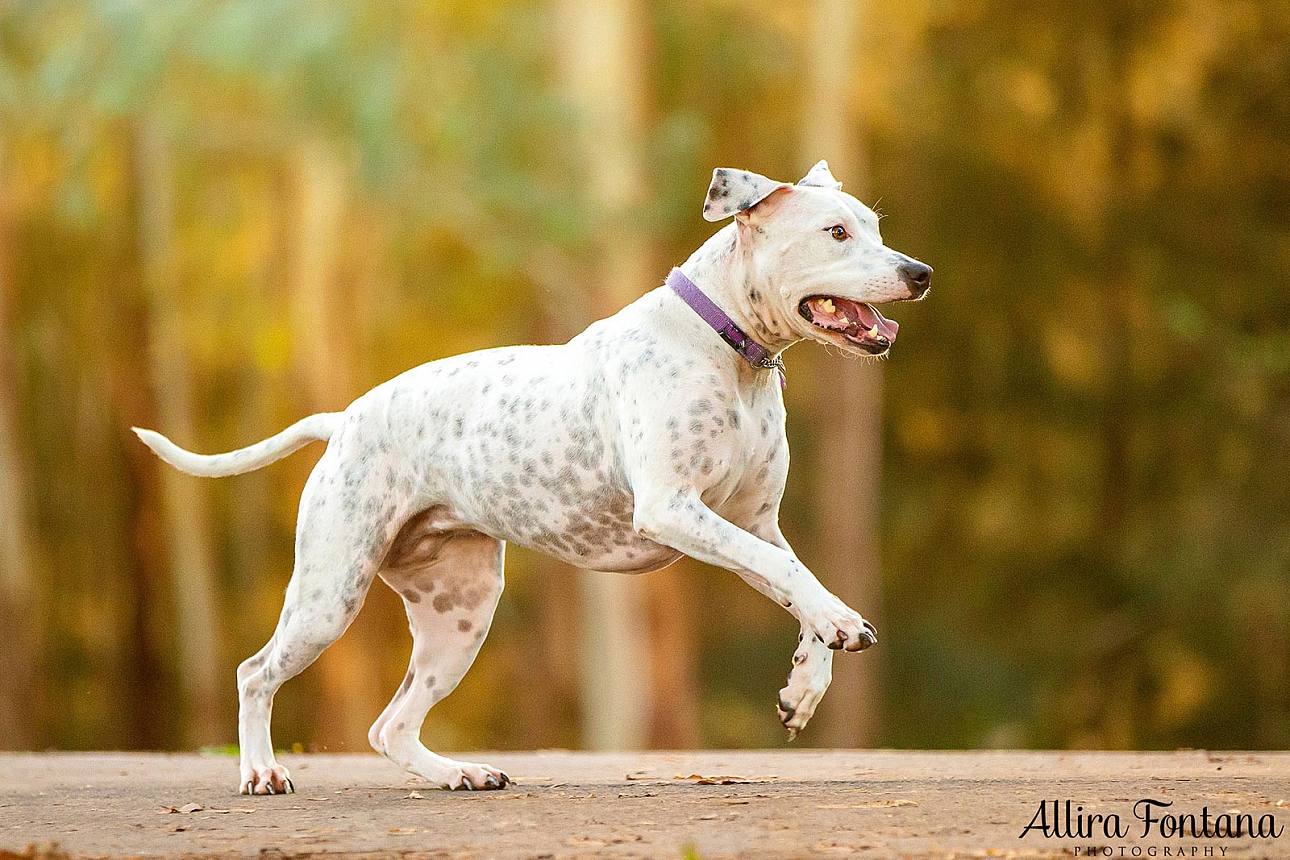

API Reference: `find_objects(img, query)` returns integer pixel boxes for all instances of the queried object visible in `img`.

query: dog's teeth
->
[818,298,835,313]
[867,325,880,338]
[838,314,849,325]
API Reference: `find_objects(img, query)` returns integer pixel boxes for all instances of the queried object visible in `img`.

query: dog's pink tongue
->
[849,301,898,341]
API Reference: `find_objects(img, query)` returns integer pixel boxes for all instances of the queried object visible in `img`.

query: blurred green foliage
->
[0,0,1286,752]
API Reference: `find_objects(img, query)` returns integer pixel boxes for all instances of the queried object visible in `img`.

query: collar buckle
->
[718,324,747,351]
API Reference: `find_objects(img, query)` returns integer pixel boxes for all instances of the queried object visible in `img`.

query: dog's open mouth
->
[798,296,898,354]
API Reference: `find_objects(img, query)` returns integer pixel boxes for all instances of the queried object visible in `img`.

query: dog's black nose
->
[898,260,932,297]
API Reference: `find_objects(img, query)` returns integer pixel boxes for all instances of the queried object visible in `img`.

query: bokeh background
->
[0,0,1286,755]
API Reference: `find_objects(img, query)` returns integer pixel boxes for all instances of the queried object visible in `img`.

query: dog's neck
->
[678,225,801,358]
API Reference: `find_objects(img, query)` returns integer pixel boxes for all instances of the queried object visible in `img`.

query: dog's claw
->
[778,695,802,741]
[454,776,476,791]
[846,628,877,652]
[499,772,510,787]
[484,775,499,789]
[285,777,295,794]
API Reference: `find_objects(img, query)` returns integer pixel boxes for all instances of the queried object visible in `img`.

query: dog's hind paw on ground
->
[414,759,510,791]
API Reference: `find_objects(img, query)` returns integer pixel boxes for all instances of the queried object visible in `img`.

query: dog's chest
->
[665,383,786,505]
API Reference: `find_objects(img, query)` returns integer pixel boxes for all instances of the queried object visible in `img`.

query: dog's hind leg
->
[235,454,393,795]
[369,530,507,790]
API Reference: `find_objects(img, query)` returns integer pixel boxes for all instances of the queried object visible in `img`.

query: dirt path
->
[1,751,1287,858]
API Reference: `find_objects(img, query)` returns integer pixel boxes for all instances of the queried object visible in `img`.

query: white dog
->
[136,160,930,794]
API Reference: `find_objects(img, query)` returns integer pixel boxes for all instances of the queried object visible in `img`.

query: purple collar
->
[667,268,786,387]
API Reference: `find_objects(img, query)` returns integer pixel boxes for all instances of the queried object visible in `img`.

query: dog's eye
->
[828,225,848,241]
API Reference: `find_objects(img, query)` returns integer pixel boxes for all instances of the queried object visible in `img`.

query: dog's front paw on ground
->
[778,642,833,738]
[240,764,294,795]
[436,761,511,791]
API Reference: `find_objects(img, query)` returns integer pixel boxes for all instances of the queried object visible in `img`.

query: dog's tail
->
[132,412,342,478]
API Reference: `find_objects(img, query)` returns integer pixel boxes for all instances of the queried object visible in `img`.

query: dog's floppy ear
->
[797,160,842,190]
[702,168,792,222]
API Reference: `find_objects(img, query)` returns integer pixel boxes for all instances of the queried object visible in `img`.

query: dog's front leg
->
[634,489,876,653]
[778,630,835,738]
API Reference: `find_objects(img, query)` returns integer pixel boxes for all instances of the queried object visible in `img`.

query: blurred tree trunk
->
[801,0,884,748]
[290,142,353,412]
[1099,9,1139,548]
[557,0,688,750]
[1095,7,1144,743]
[134,118,223,748]
[530,561,583,748]
[0,137,44,749]
[646,561,701,747]
[288,141,381,750]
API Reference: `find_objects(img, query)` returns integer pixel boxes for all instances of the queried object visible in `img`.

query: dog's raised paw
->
[808,600,878,653]
[777,634,838,738]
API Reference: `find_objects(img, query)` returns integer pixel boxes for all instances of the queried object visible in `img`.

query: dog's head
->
[703,161,931,357]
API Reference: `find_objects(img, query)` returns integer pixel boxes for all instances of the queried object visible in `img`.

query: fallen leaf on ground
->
[566,835,640,846]
[817,799,919,809]
[156,803,204,814]
[814,842,859,853]
[565,836,606,847]
[675,774,777,785]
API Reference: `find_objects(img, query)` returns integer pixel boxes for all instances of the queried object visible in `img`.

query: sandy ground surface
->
[1,750,1287,859]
